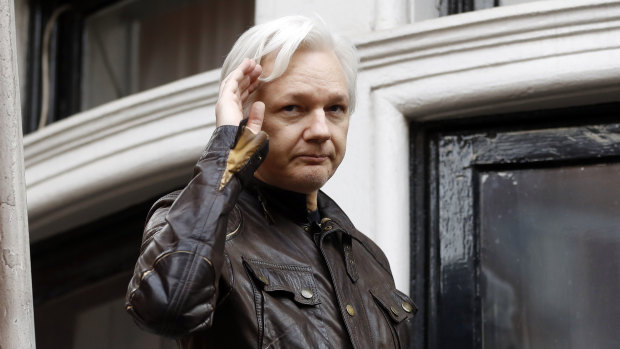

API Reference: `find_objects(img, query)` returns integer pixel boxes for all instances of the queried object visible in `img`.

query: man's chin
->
[255,167,333,194]
[296,166,340,191]
[297,174,329,193]
[280,174,331,194]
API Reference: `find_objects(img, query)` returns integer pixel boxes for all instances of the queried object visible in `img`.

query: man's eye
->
[327,105,346,114]
[282,105,299,112]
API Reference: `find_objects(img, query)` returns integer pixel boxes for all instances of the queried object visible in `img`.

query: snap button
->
[390,306,399,316]
[301,288,313,299]
[402,302,413,313]
[258,275,269,285]
[346,304,355,316]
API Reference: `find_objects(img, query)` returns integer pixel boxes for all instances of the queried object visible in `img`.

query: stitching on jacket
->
[191,181,225,241]
[351,236,393,277]
[215,252,235,307]
[243,262,264,349]
[225,204,243,241]
[165,246,199,334]
[148,249,215,335]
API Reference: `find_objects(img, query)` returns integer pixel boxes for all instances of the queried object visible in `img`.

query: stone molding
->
[24,71,220,241]
[356,0,620,119]
[350,0,620,289]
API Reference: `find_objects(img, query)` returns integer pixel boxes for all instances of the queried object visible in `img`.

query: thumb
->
[246,101,265,134]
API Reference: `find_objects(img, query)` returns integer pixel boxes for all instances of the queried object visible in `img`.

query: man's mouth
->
[295,154,330,164]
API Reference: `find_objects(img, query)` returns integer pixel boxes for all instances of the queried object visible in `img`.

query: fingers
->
[238,63,262,101]
[247,63,262,90]
[246,101,265,134]
[216,59,263,127]
[220,59,255,96]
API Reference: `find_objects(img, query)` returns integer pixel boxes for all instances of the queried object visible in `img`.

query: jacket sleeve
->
[125,125,268,337]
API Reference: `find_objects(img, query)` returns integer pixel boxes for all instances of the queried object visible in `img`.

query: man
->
[126,15,416,348]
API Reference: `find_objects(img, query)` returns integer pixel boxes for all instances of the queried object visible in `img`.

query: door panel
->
[424,117,620,349]
[480,165,620,349]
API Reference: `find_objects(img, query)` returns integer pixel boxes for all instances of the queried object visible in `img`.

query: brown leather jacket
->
[125,125,417,348]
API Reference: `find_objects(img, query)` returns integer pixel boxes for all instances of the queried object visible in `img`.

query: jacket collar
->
[317,191,357,234]
[247,178,357,234]
[248,178,361,283]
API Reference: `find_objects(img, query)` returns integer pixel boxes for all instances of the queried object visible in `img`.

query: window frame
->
[410,102,620,349]
[24,0,254,134]
[439,0,499,16]
[24,0,117,134]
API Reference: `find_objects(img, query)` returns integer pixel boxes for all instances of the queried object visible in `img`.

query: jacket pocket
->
[370,285,417,349]
[243,258,328,349]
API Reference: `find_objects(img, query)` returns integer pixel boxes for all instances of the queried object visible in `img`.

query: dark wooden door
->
[411,104,620,349]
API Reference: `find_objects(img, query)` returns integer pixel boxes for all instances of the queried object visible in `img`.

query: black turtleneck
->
[247,177,321,226]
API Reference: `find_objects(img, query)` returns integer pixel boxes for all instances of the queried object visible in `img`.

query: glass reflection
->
[81,0,252,110]
[480,164,620,349]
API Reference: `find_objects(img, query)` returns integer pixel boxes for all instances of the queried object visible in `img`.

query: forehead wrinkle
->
[270,76,348,103]
[291,65,346,89]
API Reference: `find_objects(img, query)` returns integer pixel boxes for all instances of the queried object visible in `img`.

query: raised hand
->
[216,58,263,131]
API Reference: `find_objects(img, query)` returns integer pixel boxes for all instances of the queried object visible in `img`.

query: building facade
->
[14,0,620,348]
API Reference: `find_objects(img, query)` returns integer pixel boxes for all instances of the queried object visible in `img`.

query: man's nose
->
[304,109,331,142]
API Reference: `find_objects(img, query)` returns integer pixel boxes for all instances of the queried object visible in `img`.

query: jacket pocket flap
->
[243,258,321,306]
[370,286,418,323]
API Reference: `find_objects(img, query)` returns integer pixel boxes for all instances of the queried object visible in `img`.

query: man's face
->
[254,49,350,194]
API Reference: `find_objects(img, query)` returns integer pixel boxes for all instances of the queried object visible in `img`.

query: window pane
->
[480,164,620,349]
[81,0,253,110]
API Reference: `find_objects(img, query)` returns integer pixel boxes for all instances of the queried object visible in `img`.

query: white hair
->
[221,15,359,113]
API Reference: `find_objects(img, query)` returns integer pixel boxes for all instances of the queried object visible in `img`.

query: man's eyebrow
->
[278,92,350,103]
[329,93,350,103]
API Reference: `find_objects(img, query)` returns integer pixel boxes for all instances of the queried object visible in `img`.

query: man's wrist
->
[218,125,269,190]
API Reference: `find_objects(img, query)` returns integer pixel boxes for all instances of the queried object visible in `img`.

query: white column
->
[374,0,409,30]
[0,0,36,348]
[372,92,410,294]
